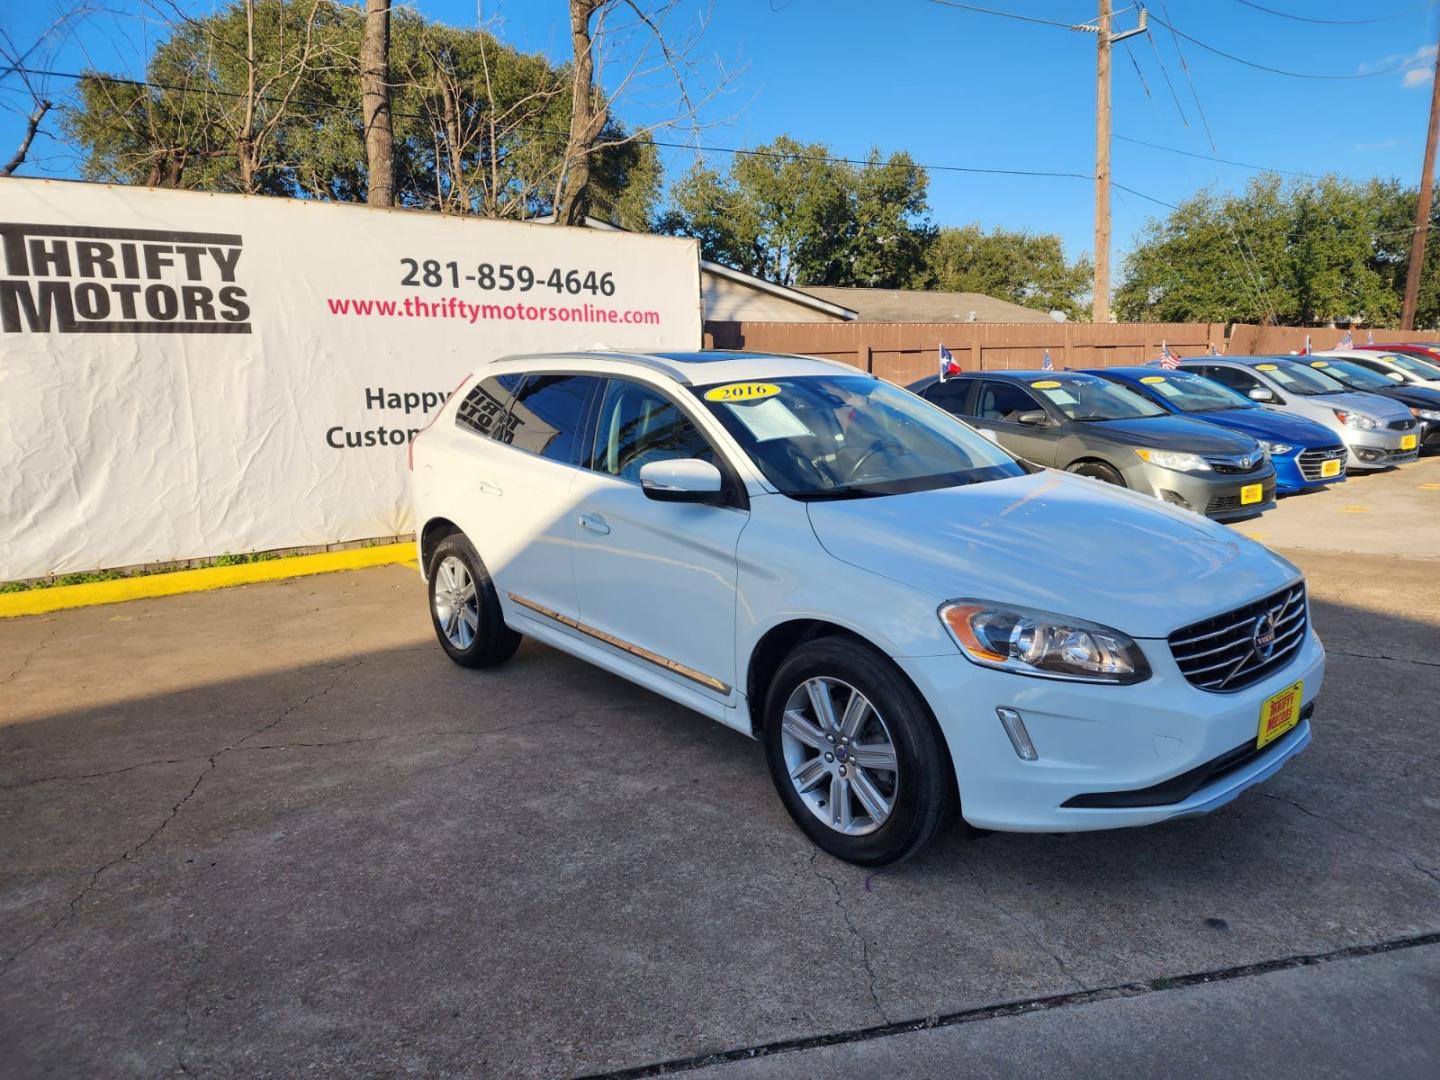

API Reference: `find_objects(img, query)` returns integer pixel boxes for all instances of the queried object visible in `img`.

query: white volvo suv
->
[410,350,1323,865]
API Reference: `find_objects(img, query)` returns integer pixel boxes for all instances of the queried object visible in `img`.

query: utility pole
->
[1401,23,1440,330]
[1075,3,1146,324]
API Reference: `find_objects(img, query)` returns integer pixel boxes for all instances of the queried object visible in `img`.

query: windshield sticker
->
[1256,363,1278,371]
[1310,360,1329,367]
[1031,380,1062,389]
[1139,375,1166,384]
[724,396,810,441]
[1037,387,1077,405]
[704,382,779,403]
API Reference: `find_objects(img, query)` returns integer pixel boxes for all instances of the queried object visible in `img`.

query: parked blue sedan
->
[1085,367,1348,495]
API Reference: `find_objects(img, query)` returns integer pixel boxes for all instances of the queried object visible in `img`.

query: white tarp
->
[0,178,702,580]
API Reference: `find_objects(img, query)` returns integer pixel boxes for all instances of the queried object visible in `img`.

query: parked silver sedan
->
[1177,357,1420,471]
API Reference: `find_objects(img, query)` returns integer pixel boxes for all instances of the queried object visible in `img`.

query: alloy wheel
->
[780,676,899,836]
[433,555,479,649]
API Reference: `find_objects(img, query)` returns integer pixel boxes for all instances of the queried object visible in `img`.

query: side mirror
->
[1015,410,1050,427]
[639,458,724,504]
[1248,387,1276,402]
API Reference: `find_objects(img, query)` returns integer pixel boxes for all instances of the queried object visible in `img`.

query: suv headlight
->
[1133,448,1210,471]
[940,601,1151,684]
[1332,408,1379,430]
[1259,440,1293,455]
[1413,407,1440,421]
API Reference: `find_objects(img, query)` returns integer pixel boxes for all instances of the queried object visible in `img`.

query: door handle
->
[478,480,503,496]
[578,512,610,535]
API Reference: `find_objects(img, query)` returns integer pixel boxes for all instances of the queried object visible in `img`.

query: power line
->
[923,0,1081,30]
[1115,132,1318,177]
[1152,6,1217,152]
[1234,1,1427,25]
[1148,11,1417,79]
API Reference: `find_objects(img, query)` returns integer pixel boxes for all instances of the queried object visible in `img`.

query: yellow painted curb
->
[0,543,416,619]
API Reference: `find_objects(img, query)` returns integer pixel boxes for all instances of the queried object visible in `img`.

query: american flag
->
[1042,349,1055,371]
[1299,334,1312,356]
[1367,329,1375,345]
[1335,330,1353,351]
[1159,340,1181,370]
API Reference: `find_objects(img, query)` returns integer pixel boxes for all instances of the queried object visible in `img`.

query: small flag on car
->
[1299,334,1311,356]
[1159,340,1181,370]
[1208,342,1220,356]
[939,343,961,381]
[1335,330,1353,350]
[1366,329,1375,345]
[1042,349,1055,371]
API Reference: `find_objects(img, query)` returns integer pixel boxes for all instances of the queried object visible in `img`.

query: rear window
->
[456,373,524,441]
[507,374,603,464]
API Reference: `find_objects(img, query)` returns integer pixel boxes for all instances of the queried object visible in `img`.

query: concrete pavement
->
[1,469,1437,1077]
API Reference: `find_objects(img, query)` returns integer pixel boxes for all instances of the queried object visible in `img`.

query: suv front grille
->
[1168,583,1307,692]
[1204,454,1265,474]
[1297,446,1346,481]
[1388,417,1418,431]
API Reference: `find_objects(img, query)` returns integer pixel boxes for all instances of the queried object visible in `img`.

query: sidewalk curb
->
[0,543,417,618]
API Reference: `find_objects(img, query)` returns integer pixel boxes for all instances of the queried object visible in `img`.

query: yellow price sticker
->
[704,382,780,403]
[1256,363,1279,371]
[1310,360,1329,368]
[1140,375,1166,384]
[1032,380,1062,389]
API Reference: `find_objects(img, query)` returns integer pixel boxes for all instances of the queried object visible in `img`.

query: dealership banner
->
[0,178,702,580]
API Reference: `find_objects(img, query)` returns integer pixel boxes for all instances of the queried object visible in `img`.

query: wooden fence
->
[702,320,1440,384]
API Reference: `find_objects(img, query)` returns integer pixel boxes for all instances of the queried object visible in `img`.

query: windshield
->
[1252,360,1347,395]
[1126,371,1255,413]
[1307,359,1395,392]
[1382,352,1440,379]
[694,374,1024,499]
[1026,375,1167,421]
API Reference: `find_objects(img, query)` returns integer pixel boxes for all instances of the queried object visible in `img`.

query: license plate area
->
[1240,483,1263,505]
[1258,679,1303,749]
[1400,434,1418,450]
[1320,459,1341,478]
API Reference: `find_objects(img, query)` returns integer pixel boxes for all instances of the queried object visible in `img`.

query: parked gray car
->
[1177,357,1420,471]
[909,370,1277,521]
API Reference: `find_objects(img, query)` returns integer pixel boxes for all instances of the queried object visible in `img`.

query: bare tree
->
[2,99,52,177]
[554,0,732,227]
[360,0,394,206]
[0,6,97,176]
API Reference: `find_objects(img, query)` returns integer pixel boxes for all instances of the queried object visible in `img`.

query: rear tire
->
[1068,460,1126,487]
[762,636,955,866]
[427,533,521,668]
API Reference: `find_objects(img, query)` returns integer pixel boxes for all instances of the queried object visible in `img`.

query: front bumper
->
[1276,446,1347,494]
[1130,463,1277,521]
[897,627,1324,833]
[1343,426,1420,469]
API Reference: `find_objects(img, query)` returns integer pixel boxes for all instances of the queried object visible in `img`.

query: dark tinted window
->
[924,380,972,414]
[976,381,1042,422]
[456,373,524,440]
[591,379,714,481]
[1198,365,1261,393]
[508,374,601,463]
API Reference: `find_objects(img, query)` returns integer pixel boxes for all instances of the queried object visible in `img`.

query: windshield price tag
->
[1256,363,1279,371]
[1032,380,1062,389]
[705,382,779,402]
[1140,375,1166,384]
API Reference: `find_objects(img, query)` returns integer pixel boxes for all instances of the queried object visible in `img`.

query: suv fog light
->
[996,707,1038,761]
[1159,490,1191,509]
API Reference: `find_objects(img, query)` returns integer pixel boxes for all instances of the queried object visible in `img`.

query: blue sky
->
[3,0,1439,265]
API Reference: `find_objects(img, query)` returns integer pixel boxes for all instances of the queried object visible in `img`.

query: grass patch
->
[0,551,283,594]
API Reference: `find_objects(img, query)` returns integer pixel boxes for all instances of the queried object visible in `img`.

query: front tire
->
[762,637,955,866]
[1068,460,1126,486]
[427,533,521,668]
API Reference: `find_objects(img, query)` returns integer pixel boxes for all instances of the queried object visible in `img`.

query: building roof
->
[799,287,1061,324]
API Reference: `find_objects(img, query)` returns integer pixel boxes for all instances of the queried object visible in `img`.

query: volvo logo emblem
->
[1251,608,1281,660]
[834,745,849,763]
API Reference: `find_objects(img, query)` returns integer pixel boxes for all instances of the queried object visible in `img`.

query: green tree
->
[63,0,659,223]
[924,225,1092,320]
[658,136,933,287]
[1116,174,1405,326]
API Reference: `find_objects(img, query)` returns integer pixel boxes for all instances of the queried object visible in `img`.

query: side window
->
[1199,366,1253,392]
[590,379,716,481]
[976,381,1042,422]
[507,374,603,464]
[924,380,972,415]
[456,373,524,441]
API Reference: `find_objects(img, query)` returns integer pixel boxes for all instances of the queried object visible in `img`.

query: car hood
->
[1075,414,1258,452]
[1374,384,1440,408]
[1310,390,1415,421]
[806,470,1299,640]
[1188,408,1340,446]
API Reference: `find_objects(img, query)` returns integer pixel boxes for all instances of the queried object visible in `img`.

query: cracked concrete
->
[1,531,1437,1077]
